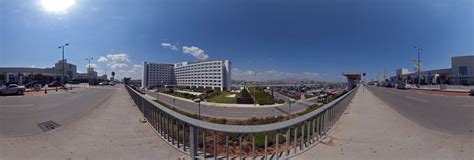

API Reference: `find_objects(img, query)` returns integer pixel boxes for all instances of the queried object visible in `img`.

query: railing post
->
[293,126,297,154]
[226,134,229,160]
[183,124,186,151]
[275,132,279,158]
[301,122,305,149]
[214,131,217,160]
[252,134,256,160]
[264,133,268,160]
[307,120,311,145]
[177,121,180,148]
[239,136,242,160]
[203,129,206,159]
[285,127,290,157]
[189,125,198,160]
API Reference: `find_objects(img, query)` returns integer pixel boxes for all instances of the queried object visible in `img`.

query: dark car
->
[385,82,395,88]
[470,89,474,96]
[48,81,62,87]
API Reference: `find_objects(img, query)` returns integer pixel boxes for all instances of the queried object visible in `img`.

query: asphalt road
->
[366,86,474,136]
[146,91,313,119]
[0,87,116,138]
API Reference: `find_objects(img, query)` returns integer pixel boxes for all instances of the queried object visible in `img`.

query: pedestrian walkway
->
[298,86,473,160]
[0,87,185,160]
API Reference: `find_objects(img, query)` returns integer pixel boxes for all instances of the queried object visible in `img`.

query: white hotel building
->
[142,60,231,91]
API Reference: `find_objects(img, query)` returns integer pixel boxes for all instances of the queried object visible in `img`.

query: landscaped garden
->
[247,87,276,105]
[163,87,278,105]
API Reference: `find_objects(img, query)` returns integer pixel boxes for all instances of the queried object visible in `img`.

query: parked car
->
[470,89,474,96]
[48,81,62,87]
[109,82,115,86]
[5,82,18,86]
[385,82,395,88]
[25,81,44,88]
[0,84,26,95]
[397,83,411,90]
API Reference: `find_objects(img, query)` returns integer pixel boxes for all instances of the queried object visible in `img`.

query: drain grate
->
[38,120,60,132]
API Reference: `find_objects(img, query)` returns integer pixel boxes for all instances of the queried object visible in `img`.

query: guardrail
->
[126,85,358,159]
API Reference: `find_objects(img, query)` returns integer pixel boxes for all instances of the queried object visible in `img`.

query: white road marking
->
[404,96,428,103]
[461,105,474,107]
[0,104,34,107]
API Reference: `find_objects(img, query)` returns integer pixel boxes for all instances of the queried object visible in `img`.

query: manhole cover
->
[38,120,60,132]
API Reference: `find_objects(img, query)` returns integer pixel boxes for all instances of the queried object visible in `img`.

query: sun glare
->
[41,0,76,13]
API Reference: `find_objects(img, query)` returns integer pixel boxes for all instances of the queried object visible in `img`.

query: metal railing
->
[126,85,358,159]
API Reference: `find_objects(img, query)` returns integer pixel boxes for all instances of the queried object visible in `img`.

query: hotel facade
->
[142,60,231,91]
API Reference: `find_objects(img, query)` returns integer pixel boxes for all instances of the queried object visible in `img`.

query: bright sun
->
[41,0,76,13]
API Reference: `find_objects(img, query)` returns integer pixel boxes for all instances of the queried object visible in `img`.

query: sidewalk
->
[0,87,185,160]
[417,85,471,92]
[297,86,473,160]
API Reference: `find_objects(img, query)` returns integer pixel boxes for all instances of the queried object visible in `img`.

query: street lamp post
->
[288,99,295,116]
[58,43,69,88]
[85,58,94,85]
[194,99,201,119]
[413,45,424,88]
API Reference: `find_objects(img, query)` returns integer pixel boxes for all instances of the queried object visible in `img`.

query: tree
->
[0,74,5,83]
[111,71,115,81]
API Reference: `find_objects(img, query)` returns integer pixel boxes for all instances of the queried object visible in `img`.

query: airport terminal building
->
[394,55,474,85]
[142,60,231,91]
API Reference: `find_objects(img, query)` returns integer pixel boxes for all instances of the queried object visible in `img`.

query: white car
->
[0,84,26,95]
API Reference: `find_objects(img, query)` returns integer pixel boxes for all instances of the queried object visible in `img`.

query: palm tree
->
[111,71,115,81]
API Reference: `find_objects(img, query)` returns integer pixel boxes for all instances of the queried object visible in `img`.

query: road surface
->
[367,86,474,136]
[0,87,115,137]
[0,85,185,160]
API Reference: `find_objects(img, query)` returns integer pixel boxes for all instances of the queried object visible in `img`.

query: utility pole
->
[414,45,424,87]
[254,72,257,106]
[58,43,69,88]
[85,58,94,85]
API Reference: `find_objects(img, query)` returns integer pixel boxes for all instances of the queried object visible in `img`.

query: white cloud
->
[302,72,320,76]
[108,63,128,69]
[161,42,178,51]
[232,68,322,81]
[182,46,209,60]
[116,64,142,80]
[86,63,98,68]
[106,53,130,63]
[98,56,108,62]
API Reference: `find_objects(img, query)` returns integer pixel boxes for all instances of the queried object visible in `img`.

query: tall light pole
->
[253,72,257,106]
[413,45,424,87]
[288,99,295,117]
[194,99,201,119]
[85,58,94,85]
[58,43,69,87]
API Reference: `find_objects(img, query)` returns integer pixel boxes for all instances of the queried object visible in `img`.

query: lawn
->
[304,94,318,99]
[206,91,240,104]
[248,87,275,105]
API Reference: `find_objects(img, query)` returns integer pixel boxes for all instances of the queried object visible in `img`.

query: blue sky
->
[1,0,473,81]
